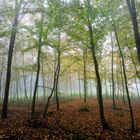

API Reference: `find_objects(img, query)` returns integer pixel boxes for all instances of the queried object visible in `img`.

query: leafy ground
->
[0,98,140,140]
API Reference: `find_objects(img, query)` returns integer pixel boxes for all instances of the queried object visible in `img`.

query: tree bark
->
[31,13,43,117]
[127,39,140,80]
[111,33,116,109]
[126,0,140,63]
[87,0,109,129]
[0,50,4,100]
[78,62,82,98]
[55,30,61,111]
[41,58,46,100]
[113,22,135,131]
[88,25,109,129]
[83,47,87,103]
[22,53,28,101]
[43,62,60,118]
[104,67,108,99]
[1,1,21,118]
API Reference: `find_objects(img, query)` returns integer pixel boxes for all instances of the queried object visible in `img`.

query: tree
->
[86,0,109,129]
[112,22,135,131]
[31,12,44,117]
[83,46,87,103]
[126,0,140,63]
[1,0,22,118]
[111,33,116,109]
[44,0,68,117]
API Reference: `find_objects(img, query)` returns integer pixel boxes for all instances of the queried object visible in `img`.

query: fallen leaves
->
[0,99,140,139]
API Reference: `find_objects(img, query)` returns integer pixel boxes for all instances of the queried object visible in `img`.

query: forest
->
[0,0,140,139]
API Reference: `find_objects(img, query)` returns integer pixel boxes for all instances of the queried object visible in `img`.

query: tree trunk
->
[78,62,82,98]
[113,23,135,131]
[30,71,33,100]
[43,63,60,118]
[126,0,140,63]
[1,1,21,118]
[55,30,61,111]
[87,0,109,129]
[0,51,4,99]
[41,58,46,100]
[83,47,87,103]
[22,54,28,101]
[127,38,140,79]
[30,52,34,100]
[16,77,19,101]
[111,33,116,109]
[31,13,43,117]
[104,67,108,99]
[87,23,109,130]
[43,30,61,116]
[116,67,120,100]
[120,63,125,105]
[31,39,42,117]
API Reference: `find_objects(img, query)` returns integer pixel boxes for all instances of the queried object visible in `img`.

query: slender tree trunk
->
[90,79,93,97]
[31,41,42,117]
[30,52,34,100]
[31,13,43,117]
[55,67,60,111]
[108,70,112,99]
[55,30,61,111]
[126,0,140,63]
[16,77,19,101]
[9,83,12,101]
[83,47,87,103]
[1,1,21,118]
[22,54,28,100]
[127,39,140,79]
[30,71,33,100]
[42,71,46,100]
[14,80,16,101]
[113,23,135,131]
[15,58,19,101]
[19,77,22,99]
[116,68,120,100]
[43,63,60,118]
[41,58,46,100]
[120,64,125,105]
[78,62,82,98]
[0,52,4,100]
[44,30,61,116]
[117,46,126,104]
[111,33,116,108]
[104,67,108,98]
[87,1,109,128]
[1,71,6,100]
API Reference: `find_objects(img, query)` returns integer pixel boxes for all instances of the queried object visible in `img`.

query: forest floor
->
[0,98,140,140]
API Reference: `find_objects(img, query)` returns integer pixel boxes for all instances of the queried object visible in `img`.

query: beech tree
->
[126,0,140,63]
[1,0,22,118]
